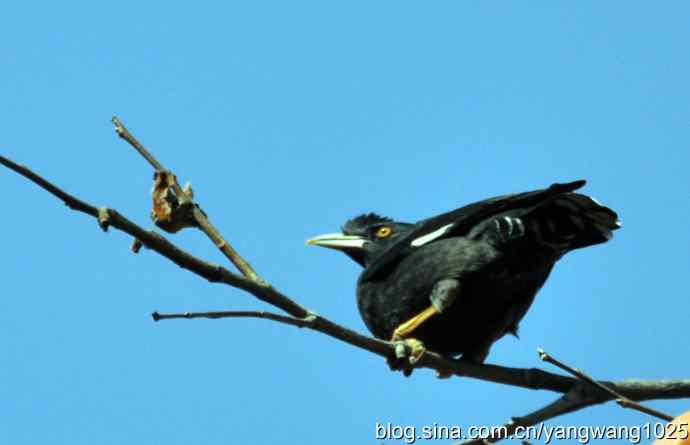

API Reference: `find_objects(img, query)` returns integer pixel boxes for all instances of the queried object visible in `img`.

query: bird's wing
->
[360,180,587,281]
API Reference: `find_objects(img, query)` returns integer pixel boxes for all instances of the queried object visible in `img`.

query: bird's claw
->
[387,338,427,376]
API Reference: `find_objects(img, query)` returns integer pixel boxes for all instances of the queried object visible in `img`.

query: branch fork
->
[1,117,687,445]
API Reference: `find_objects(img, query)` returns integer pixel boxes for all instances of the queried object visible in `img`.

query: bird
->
[307,180,620,373]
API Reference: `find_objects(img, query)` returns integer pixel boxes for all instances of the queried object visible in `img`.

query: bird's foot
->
[387,338,426,377]
[391,306,439,340]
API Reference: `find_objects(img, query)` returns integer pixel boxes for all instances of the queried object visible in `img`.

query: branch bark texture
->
[2,122,689,444]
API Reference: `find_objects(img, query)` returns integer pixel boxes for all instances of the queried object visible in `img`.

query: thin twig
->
[112,117,165,173]
[192,206,265,285]
[457,385,596,445]
[152,310,316,328]
[0,156,99,216]
[3,153,689,437]
[1,154,305,317]
[538,348,674,421]
[110,116,264,284]
[0,154,598,389]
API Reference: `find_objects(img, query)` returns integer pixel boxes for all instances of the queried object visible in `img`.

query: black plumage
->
[308,180,620,363]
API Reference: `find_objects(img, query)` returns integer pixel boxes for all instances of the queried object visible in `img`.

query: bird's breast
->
[355,237,555,355]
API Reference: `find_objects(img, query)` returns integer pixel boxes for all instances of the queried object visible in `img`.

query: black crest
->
[342,213,392,235]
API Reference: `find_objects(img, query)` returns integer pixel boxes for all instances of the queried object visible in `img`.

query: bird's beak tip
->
[305,233,366,250]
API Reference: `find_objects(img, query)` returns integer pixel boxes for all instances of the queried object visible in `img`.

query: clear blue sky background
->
[2,2,689,444]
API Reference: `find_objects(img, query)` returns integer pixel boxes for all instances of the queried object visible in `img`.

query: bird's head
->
[307,213,412,267]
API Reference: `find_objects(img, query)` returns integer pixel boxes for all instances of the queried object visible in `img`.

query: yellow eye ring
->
[376,226,392,238]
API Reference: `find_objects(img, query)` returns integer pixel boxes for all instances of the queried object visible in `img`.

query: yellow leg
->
[391,305,440,341]
[389,305,441,368]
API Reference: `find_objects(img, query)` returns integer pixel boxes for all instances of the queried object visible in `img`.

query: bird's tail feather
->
[529,193,621,253]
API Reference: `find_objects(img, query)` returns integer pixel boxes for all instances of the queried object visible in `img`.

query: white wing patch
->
[410,223,455,247]
[503,216,514,234]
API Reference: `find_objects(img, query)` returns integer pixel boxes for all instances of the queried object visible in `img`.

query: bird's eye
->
[375,226,392,238]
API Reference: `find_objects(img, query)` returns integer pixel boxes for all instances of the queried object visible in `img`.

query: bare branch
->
[1,156,99,216]
[458,376,687,445]
[191,205,265,285]
[0,153,585,389]
[458,351,679,445]
[458,385,596,445]
[0,154,305,317]
[539,348,674,421]
[152,309,316,329]
[3,152,689,444]
[112,116,165,172]
[110,116,264,284]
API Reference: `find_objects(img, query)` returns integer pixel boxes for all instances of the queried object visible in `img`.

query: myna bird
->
[307,180,620,373]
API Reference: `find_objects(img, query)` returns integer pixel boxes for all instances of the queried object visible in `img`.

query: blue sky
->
[2,2,689,444]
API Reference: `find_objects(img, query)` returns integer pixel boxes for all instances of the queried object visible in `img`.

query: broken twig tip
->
[111,116,124,134]
[131,239,143,253]
[151,311,161,322]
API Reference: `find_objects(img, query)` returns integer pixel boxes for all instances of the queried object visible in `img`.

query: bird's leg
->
[391,305,440,341]
[389,306,439,369]
[389,279,460,372]
[392,279,460,341]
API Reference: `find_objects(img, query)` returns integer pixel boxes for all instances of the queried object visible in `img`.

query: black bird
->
[308,180,620,370]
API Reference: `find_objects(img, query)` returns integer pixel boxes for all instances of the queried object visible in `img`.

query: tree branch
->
[3,150,689,445]
[112,116,165,172]
[152,310,317,328]
[457,385,596,445]
[0,153,594,390]
[111,116,264,284]
[0,155,305,317]
[539,348,674,421]
[458,376,687,445]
